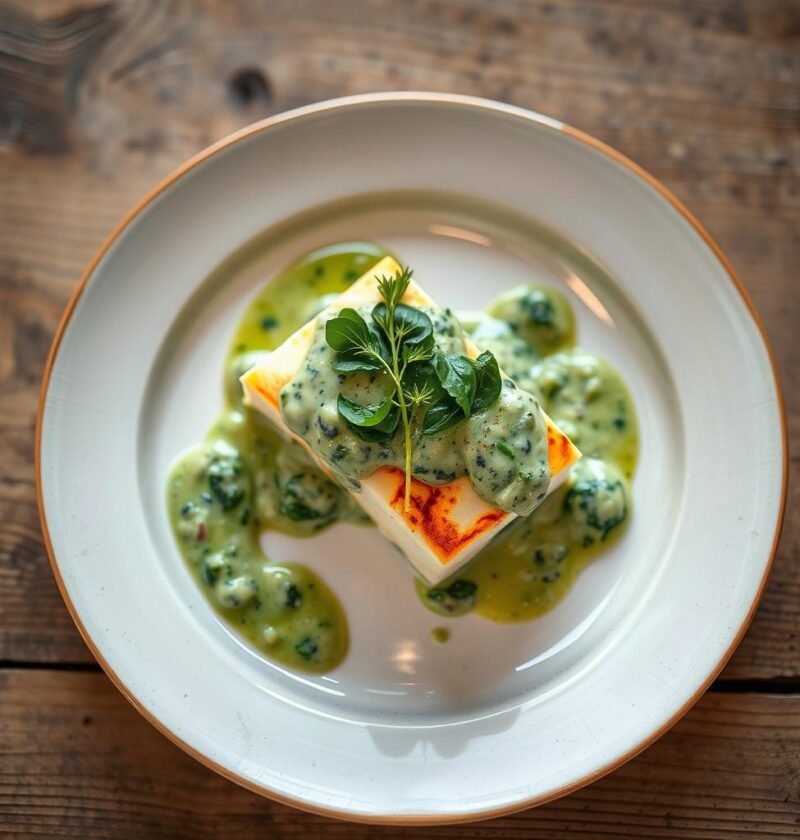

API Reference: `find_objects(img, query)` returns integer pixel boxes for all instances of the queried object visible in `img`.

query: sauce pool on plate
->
[167,243,386,672]
[167,242,639,671]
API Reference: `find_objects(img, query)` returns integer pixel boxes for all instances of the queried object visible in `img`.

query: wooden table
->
[1,1,797,836]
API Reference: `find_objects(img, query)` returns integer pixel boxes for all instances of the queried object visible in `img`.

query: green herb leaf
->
[346,402,400,443]
[421,396,465,436]
[402,336,435,364]
[336,394,394,428]
[395,303,434,348]
[471,350,502,413]
[402,361,442,407]
[368,268,423,510]
[368,322,392,362]
[325,265,464,511]
[433,351,477,416]
[325,307,373,352]
[331,351,384,374]
[373,302,434,353]
[327,310,390,374]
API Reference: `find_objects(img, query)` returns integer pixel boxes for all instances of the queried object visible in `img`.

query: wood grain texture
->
[0,670,799,838]
[0,0,798,835]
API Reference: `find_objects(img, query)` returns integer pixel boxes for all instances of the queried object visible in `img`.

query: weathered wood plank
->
[0,670,798,838]
[0,0,797,679]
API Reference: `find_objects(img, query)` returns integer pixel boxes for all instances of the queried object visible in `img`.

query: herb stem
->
[326,267,444,512]
[386,302,413,510]
[397,384,412,510]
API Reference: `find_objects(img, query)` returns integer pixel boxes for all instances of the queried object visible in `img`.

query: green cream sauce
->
[168,245,639,672]
[281,305,552,516]
[167,243,387,672]
[419,285,638,623]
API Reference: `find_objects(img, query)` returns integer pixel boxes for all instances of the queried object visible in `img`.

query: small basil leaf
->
[336,394,394,428]
[421,396,465,437]
[401,361,442,403]
[373,302,434,349]
[325,308,373,352]
[371,301,391,340]
[349,403,400,443]
[434,351,477,416]
[402,332,435,363]
[332,351,384,374]
[368,322,392,363]
[471,350,502,413]
[395,304,434,347]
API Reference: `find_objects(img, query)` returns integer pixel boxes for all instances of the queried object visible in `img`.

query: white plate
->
[37,93,786,823]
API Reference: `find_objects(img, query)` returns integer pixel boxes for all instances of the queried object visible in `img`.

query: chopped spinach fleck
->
[495,441,516,460]
[284,583,303,609]
[281,498,328,522]
[207,454,246,510]
[447,580,477,600]
[425,578,478,616]
[331,444,350,462]
[316,416,340,439]
[202,556,222,585]
[295,636,319,660]
[524,295,555,326]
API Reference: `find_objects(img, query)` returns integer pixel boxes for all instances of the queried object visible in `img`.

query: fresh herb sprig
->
[422,347,501,436]
[325,267,502,510]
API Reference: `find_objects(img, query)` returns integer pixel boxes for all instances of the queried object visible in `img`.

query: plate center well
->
[139,192,682,721]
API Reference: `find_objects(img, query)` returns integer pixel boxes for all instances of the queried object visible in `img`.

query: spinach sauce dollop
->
[280,303,552,516]
[419,284,638,623]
